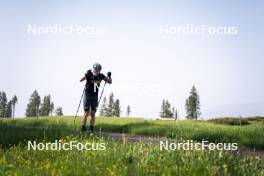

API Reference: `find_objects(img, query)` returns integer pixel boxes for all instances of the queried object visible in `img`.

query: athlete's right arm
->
[80,76,85,82]
[80,69,92,82]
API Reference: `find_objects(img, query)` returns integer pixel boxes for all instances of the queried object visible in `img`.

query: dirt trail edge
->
[94,131,264,159]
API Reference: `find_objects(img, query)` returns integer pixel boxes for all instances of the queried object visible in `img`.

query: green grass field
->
[0,116,264,175]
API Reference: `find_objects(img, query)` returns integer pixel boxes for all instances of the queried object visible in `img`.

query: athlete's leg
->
[89,96,98,132]
[89,111,96,132]
[82,94,90,131]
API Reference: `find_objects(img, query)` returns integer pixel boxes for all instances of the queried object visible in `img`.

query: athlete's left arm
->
[105,77,112,84]
[104,72,112,84]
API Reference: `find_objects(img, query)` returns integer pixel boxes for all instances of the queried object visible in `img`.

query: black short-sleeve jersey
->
[84,70,106,96]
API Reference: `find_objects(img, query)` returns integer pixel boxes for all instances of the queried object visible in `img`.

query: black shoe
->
[81,125,87,132]
[89,125,94,133]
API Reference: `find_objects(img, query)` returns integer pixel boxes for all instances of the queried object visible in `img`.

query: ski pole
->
[74,87,85,127]
[97,81,107,109]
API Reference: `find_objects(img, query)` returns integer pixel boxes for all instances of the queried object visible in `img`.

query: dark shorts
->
[83,94,98,112]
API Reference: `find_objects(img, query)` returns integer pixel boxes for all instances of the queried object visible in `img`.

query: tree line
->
[99,92,131,117]
[0,90,63,118]
[25,90,63,117]
[160,85,201,120]
[2,86,199,119]
[0,91,17,118]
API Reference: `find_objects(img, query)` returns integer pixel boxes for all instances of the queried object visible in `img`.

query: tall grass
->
[1,117,264,149]
[0,135,263,175]
[0,117,264,175]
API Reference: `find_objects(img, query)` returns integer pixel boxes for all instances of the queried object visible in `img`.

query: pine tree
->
[50,103,54,116]
[106,93,114,117]
[39,95,53,116]
[11,95,18,118]
[0,92,7,118]
[99,97,107,116]
[175,109,178,120]
[126,105,131,117]
[5,101,12,118]
[165,100,173,118]
[160,99,166,118]
[185,86,201,120]
[172,107,175,119]
[113,99,121,117]
[55,107,63,116]
[160,99,173,118]
[25,90,41,117]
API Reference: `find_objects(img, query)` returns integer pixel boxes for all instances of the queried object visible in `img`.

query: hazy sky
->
[0,0,263,118]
